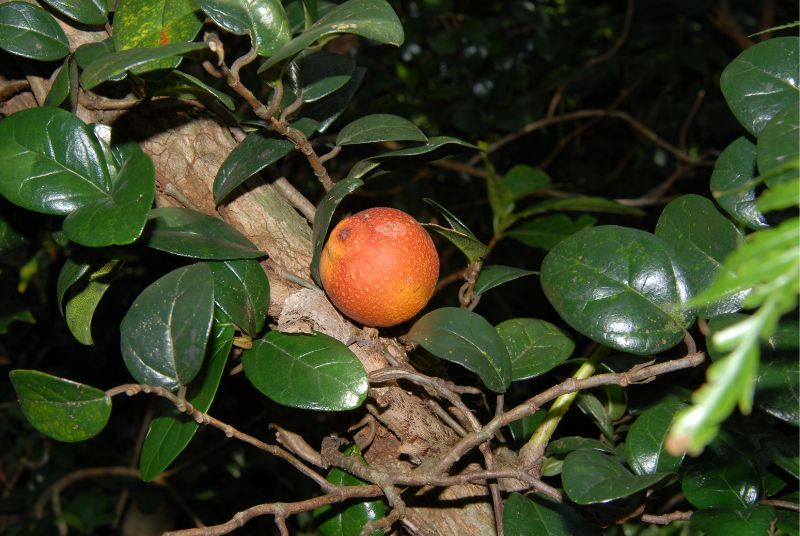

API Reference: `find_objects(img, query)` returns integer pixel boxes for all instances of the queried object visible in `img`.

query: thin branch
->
[679,89,706,149]
[760,499,800,512]
[274,177,316,223]
[641,510,693,525]
[586,0,635,66]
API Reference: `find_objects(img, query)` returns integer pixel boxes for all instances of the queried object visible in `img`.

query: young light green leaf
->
[207,259,270,337]
[310,176,364,285]
[80,42,208,90]
[625,400,687,476]
[720,36,799,137]
[139,312,234,481]
[423,224,487,264]
[288,51,355,102]
[407,307,512,392]
[258,0,403,72]
[242,331,368,410]
[9,370,111,443]
[0,2,70,61]
[197,0,291,57]
[473,266,537,296]
[710,137,768,229]
[40,0,108,25]
[120,263,215,390]
[757,103,800,180]
[65,260,120,345]
[503,493,599,536]
[691,506,777,536]
[496,318,573,381]
[336,114,427,146]
[541,226,692,355]
[561,449,671,505]
[506,214,596,251]
[0,107,111,215]
[213,133,294,204]
[683,456,762,509]
[757,177,800,213]
[145,207,264,260]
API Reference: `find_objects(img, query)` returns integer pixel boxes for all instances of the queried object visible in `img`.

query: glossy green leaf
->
[310,176,364,285]
[80,42,208,90]
[337,114,427,146]
[683,456,762,509]
[0,2,70,61]
[145,207,263,260]
[506,214,596,251]
[562,449,670,505]
[516,196,645,219]
[655,195,746,317]
[288,51,356,102]
[259,0,403,71]
[213,133,294,204]
[541,226,692,355]
[757,103,800,180]
[496,318,573,381]
[40,0,108,25]
[75,38,116,70]
[692,506,776,536]
[347,136,476,181]
[314,445,385,536]
[207,259,269,337]
[484,153,516,234]
[152,70,236,111]
[423,198,478,238]
[625,400,687,476]
[44,58,72,108]
[503,493,599,536]
[65,260,120,345]
[63,143,155,247]
[473,266,537,296]
[113,0,203,72]
[243,331,368,410]
[720,36,800,137]
[710,137,767,229]
[9,370,111,443]
[407,307,512,392]
[546,436,615,456]
[502,165,551,200]
[139,311,234,481]
[301,67,366,133]
[56,257,91,315]
[575,392,614,441]
[197,0,291,57]
[423,224,487,264]
[508,410,546,445]
[0,107,110,215]
[120,263,215,390]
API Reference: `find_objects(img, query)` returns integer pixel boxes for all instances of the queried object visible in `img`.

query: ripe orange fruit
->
[320,207,439,327]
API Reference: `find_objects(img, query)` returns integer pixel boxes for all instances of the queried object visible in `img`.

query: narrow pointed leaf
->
[407,307,512,392]
[347,136,475,180]
[207,259,269,337]
[197,0,291,57]
[0,108,110,215]
[625,400,687,476]
[120,263,215,390]
[710,137,767,229]
[337,114,427,146]
[57,256,93,315]
[139,312,234,481]
[302,67,366,133]
[152,70,236,111]
[496,318,573,381]
[474,265,537,296]
[65,260,120,345]
[423,224,487,264]
[258,0,403,72]
[9,370,111,442]
[503,493,599,536]
[40,0,108,25]
[242,331,368,410]
[423,198,477,238]
[44,58,72,108]
[288,51,356,102]
[310,176,364,285]
[146,207,263,259]
[213,133,294,204]
[0,2,70,61]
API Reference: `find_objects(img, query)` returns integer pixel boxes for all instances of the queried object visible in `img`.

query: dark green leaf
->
[310,176,364,285]
[516,196,644,218]
[213,133,294,204]
[301,67,366,133]
[484,154,516,234]
[423,224,487,264]
[0,2,70,61]
[720,36,800,137]
[207,259,269,337]
[139,311,234,481]
[44,58,72,108]
[57,257,93,315]
[655,195,746,317]
[347,136,476,181]
[506,214,596,251]
[41,0,108,25]
[288,51,355,102]
[503,492,599,536]
[422,198,478,238]
[120,263,215,390]
[502,165,551,200]
[9,370,111,442]
[625,400,687,475]
[546,436,615,456]
[508,410,546,445]
[0,107,110,215]
[75,38,116,71]
[314,445,385,536]
[197,0,291,57]
[683,456,762,509]
[575,392,614,441]
[710,137,768,229]
[65,260,120,345]
[407,307,512,392]
[151,70,237,111]
[692,506,776,536]
[757,103,800,180]
[63,143,155,247]
[473,266,537,296]
[337,114,427,146]
[242,331,368,410]
[776,506,800,536]
[146,207,263,260]
[259,0,403,72]
[80,42,208,90]
[541,226,692,355]
[561,449,671,505]
[496,318,573,381]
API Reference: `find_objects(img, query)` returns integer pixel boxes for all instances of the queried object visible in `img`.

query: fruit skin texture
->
[320,207,439,328]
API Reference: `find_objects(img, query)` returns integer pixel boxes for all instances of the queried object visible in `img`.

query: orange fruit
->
[319,207,439,327]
